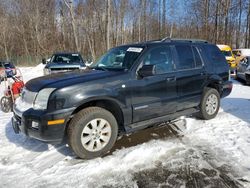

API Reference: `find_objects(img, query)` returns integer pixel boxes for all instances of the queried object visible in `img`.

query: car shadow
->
[107,119,187,156]
[221,97,250,124]
[5,119,74,156]
[5,117,186,159]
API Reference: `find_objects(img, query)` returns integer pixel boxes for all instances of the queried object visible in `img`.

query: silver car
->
[236,56,250,85]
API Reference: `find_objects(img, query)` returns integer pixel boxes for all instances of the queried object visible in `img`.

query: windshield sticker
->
[72,54,79,56]
[127,47,143,53]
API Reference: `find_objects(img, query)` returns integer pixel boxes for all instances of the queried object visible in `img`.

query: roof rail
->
[161,38,208,43]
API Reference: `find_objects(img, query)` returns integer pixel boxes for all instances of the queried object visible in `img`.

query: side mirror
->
[138,64,156,78]
[42,58,46,64]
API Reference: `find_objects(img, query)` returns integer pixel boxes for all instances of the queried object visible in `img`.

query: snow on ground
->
[0,66,250,187]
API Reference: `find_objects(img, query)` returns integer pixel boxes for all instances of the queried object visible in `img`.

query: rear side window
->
[175,45,195,70]
[203,45,227,66]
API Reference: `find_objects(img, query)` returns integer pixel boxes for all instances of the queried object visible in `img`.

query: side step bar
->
[127,108,198,131]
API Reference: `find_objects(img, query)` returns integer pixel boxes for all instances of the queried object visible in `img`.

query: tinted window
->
[193,47,203,67]
[221,51,232,57]
[175,45,195,70]
[142,46,174,74]
[203,45,227,66]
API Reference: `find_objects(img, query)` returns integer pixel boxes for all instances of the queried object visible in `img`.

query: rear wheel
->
[68,107,118,159]
[197,88,220,120]
[235,70,238,80]
[0,96,12,113]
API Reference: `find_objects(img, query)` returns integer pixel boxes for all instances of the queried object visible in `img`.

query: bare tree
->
[0,0,249,64]
[106,0,111,50]
[63,0,80,52]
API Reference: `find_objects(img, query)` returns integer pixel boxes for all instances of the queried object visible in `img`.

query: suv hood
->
[26,69,124,92]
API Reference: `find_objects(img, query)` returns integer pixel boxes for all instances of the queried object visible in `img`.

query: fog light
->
[31,121,39,129]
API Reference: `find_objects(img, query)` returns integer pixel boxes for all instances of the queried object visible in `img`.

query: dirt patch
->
[132,159,242,188]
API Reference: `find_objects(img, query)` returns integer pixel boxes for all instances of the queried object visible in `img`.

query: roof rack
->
[161,37,208,43]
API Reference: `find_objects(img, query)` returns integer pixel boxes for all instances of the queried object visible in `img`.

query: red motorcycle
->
[0,68,24,113]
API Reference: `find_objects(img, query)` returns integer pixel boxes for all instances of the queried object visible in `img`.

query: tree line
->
[0,0,249,64]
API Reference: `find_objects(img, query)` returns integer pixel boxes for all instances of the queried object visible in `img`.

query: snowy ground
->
[0,66,250,188]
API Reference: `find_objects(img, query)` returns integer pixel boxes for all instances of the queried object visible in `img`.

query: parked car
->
[232,48,250,66]
[0,61,16,80]
[43,52,86,75]
[217,44,236,72]
[12,39,232,159]
[236,56,250,85]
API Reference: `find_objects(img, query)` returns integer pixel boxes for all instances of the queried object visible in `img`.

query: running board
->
[128,108,198,131]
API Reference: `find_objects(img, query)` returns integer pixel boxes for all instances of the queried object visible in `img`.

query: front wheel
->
[68,107,118,159]
[197,88,220,120]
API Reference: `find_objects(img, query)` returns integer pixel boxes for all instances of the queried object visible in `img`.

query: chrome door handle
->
[166,77,176,82]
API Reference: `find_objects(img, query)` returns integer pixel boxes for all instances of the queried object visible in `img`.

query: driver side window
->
[142,46,174,74]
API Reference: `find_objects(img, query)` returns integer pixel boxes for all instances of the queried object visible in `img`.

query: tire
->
[246,74,250,85]
[0,96,12,113]
[235,70,238,80]
[68,107,118,159]
[197,88,220,120]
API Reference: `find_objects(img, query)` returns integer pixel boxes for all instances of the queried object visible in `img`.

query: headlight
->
[33,88,56,110]
[44,68,50,75]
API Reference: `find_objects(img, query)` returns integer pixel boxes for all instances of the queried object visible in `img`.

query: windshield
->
[221,50,233,57]
[91,46,144,70]
[51,54,83,64]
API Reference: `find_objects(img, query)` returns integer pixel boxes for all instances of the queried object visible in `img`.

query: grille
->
[50,67,79,71]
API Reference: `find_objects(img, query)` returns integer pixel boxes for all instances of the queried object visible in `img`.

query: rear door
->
[174,44,206,111]
[131,45,177,123]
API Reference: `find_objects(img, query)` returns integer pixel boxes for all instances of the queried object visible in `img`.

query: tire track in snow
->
[127,119,244,188]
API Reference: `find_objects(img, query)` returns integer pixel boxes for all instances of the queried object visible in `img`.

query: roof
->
[116,38,210,49]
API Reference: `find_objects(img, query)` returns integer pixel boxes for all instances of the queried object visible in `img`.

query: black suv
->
[12,39,232,159]
[42,52,86,75]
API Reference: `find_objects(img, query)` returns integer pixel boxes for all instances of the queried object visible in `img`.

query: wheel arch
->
[68,98,126,134]
[205,75,223,96]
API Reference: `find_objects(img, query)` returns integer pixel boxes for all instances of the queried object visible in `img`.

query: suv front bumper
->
[12,106,75,143]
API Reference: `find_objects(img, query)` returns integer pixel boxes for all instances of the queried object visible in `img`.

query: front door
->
[130,45,177,123]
